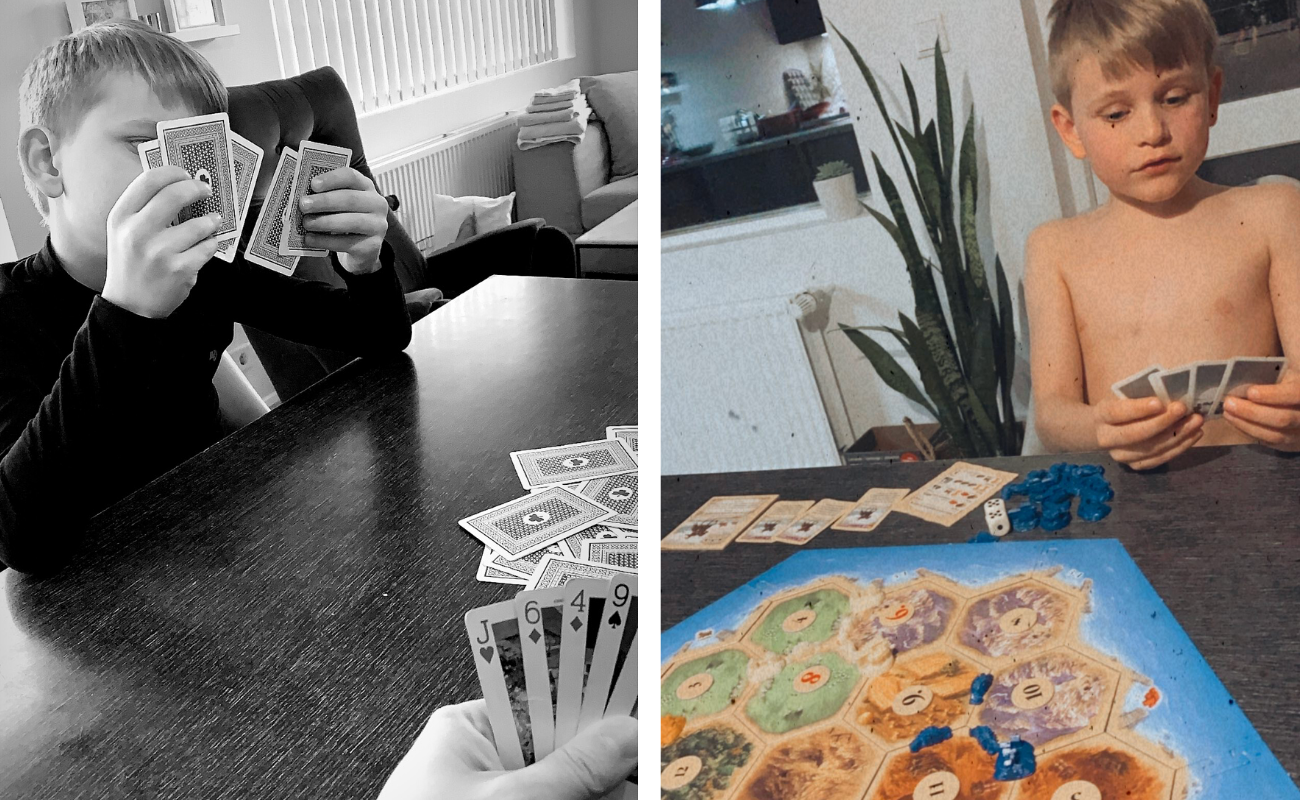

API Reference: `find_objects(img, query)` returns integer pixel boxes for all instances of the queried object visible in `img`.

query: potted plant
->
[831,25,1021,458]
[813,160,861,220]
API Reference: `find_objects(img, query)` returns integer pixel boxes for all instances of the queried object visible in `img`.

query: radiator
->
[370,113,518,253]
[662,296,843,475]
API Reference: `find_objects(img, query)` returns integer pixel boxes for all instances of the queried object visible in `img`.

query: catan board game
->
[660,540,1298,799]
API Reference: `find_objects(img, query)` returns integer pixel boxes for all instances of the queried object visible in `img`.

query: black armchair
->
[226,66,576,402]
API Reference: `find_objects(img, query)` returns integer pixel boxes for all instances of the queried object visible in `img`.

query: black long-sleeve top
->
[0,239,412,574]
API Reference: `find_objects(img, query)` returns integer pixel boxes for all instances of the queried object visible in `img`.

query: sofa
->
[514,71,638,240]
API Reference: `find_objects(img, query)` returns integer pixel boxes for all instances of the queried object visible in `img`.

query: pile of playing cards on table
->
[465,573,637,797]
[462,426,638,588]
[137,111,353,275]
[660,462,1019,551]
[1112,357,1287,417]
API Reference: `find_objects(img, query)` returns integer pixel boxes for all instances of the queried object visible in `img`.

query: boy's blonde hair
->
[18,19,227,219]
[1047,0,1218,111]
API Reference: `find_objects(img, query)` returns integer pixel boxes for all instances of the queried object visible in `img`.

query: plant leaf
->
[934,37,955,184]
[895,125,941,245]
[898,313,976,456]
[901,64,922,140]
[838,324,939,419]
[969,294,998,428]
[959,109,988,295]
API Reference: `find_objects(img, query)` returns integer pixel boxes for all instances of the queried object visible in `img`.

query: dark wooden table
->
[0,276,636,800]
[661,445,1300,780]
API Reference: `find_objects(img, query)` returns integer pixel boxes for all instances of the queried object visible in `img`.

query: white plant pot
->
[813,173,861,220]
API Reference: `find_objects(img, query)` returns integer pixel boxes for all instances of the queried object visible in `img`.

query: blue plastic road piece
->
[1078,501,1111,521]
[970,725,1000,754]
[1001,483,1025,500]
[1040,511,1071,532]
[968,531,999,544]
[993,738,1037,781]
[969,673,993,705]
[909,725,953,753]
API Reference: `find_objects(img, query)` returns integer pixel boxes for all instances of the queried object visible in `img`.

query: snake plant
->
[831,24,1021,457]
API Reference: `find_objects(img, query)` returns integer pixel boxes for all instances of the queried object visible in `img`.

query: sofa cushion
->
[581,174,638,231]
[581,72,637,180]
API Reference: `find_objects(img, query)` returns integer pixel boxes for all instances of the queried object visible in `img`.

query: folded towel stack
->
[517,79,590,151]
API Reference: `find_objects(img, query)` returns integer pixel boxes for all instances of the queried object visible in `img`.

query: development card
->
[280,140,351,257]
[575,474,637,529]
[831,487,911,532]
[510,439,638,490]
[605,425,637,462]
[464,601,528,770]
[660,495,779,551]
[578,574,636,729]
[516,587,565,761]
[213,131,264,263]
[1150,365,1193,406]
[1190,360,1230,418]
[581,539,638,570]
[1217,356,1288,415]
[489,542,567,579]
[460,486,613,559]
[1111,364,1164,400]
[735,500,815,544]
[893,461,1019,527]
[525,555,634,591]
[560,525,628,560]
[775,498,854,545]
[245,147,302,275]
[156,112,239,239]
[555,578,606,747]
[476,548,527,585]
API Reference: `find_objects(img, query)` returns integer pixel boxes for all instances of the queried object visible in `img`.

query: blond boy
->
[0,22,410,573]
[1027,0,1300,469]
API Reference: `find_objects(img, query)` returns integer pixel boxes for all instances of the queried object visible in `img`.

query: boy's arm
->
[0,299,174,574]
[1024,224,1198,466]
[1223,183,1300,448]
[218,244,412,354]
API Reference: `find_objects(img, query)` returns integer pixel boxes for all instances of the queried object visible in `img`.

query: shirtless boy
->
[1026,0,1300,469]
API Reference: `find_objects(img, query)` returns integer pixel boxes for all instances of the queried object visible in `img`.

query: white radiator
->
[370,113,518,252]
[662,296,843,476]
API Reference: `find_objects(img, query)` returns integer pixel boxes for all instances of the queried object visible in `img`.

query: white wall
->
[592,0,638,74]
[661,0,842,147]
[0,0,607,255]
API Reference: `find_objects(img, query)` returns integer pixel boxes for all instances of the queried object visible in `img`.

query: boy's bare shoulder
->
[1026,212,1098,275]
[1218,181,1300,234]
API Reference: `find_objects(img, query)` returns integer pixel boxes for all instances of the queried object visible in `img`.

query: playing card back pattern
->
[159,119,237,233]
[465,488,611,558]
[660,541,1298,800]
[247,148,300,273]
[512,440,638,489]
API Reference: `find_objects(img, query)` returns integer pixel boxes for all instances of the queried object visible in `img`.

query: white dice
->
[984,498,1011,538]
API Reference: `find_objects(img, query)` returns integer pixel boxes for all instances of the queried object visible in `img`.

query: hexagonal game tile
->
[744,651,862,737]
[731,722,884,799]
[662,645,755,725]
[848,649,984,749]
[661,720,765,800]
[842,580,963,658]
[976,646,1120,752]
[951,577,1081,666]
[1008,733,1178,799]
[866,731,1013,800]
[746,582,855,656]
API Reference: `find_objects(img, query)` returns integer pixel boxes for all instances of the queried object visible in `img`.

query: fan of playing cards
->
[464,573,637,797]
[138,111,353,275]
[1112,356,1287,418]
[463,426,638,589]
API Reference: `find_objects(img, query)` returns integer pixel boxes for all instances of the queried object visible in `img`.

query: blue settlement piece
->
[1040,510,1071,532]
[909,725,953,753]
[969,673,993,705]
[969,725,1000,755]
[1078,501,1111,522]
[993,736,1037,781]
[1008,503,1039,532]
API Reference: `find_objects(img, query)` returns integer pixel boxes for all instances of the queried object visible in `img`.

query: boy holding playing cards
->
[1026,0,1300,469]
[0,21,410,573]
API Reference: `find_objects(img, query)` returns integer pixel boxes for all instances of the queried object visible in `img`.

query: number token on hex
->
[998,607,1038,634]
[1052,781,1102,800]
[661,755,704,790]
[1011,677,1055,710]
[676,672,714,701]
[878,600,914,627]
[912,770,960,800]
[891,685,935,716]
[793,664,831,693]
[782,609,817,633]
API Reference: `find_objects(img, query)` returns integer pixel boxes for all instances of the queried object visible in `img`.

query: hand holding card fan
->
[1221,360,1300,450]
[1093,394,1202,472]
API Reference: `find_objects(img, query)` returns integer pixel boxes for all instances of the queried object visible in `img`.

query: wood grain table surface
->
[0,276,637,799]
[661,445,1300,780]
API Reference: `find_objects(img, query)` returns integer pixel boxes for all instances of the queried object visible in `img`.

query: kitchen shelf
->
[170,24,240,43]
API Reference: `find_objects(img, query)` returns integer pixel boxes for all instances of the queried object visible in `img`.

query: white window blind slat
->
[270,0,568,115]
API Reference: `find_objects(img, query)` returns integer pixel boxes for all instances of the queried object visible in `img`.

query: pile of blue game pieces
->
[1001,462,1112,533]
